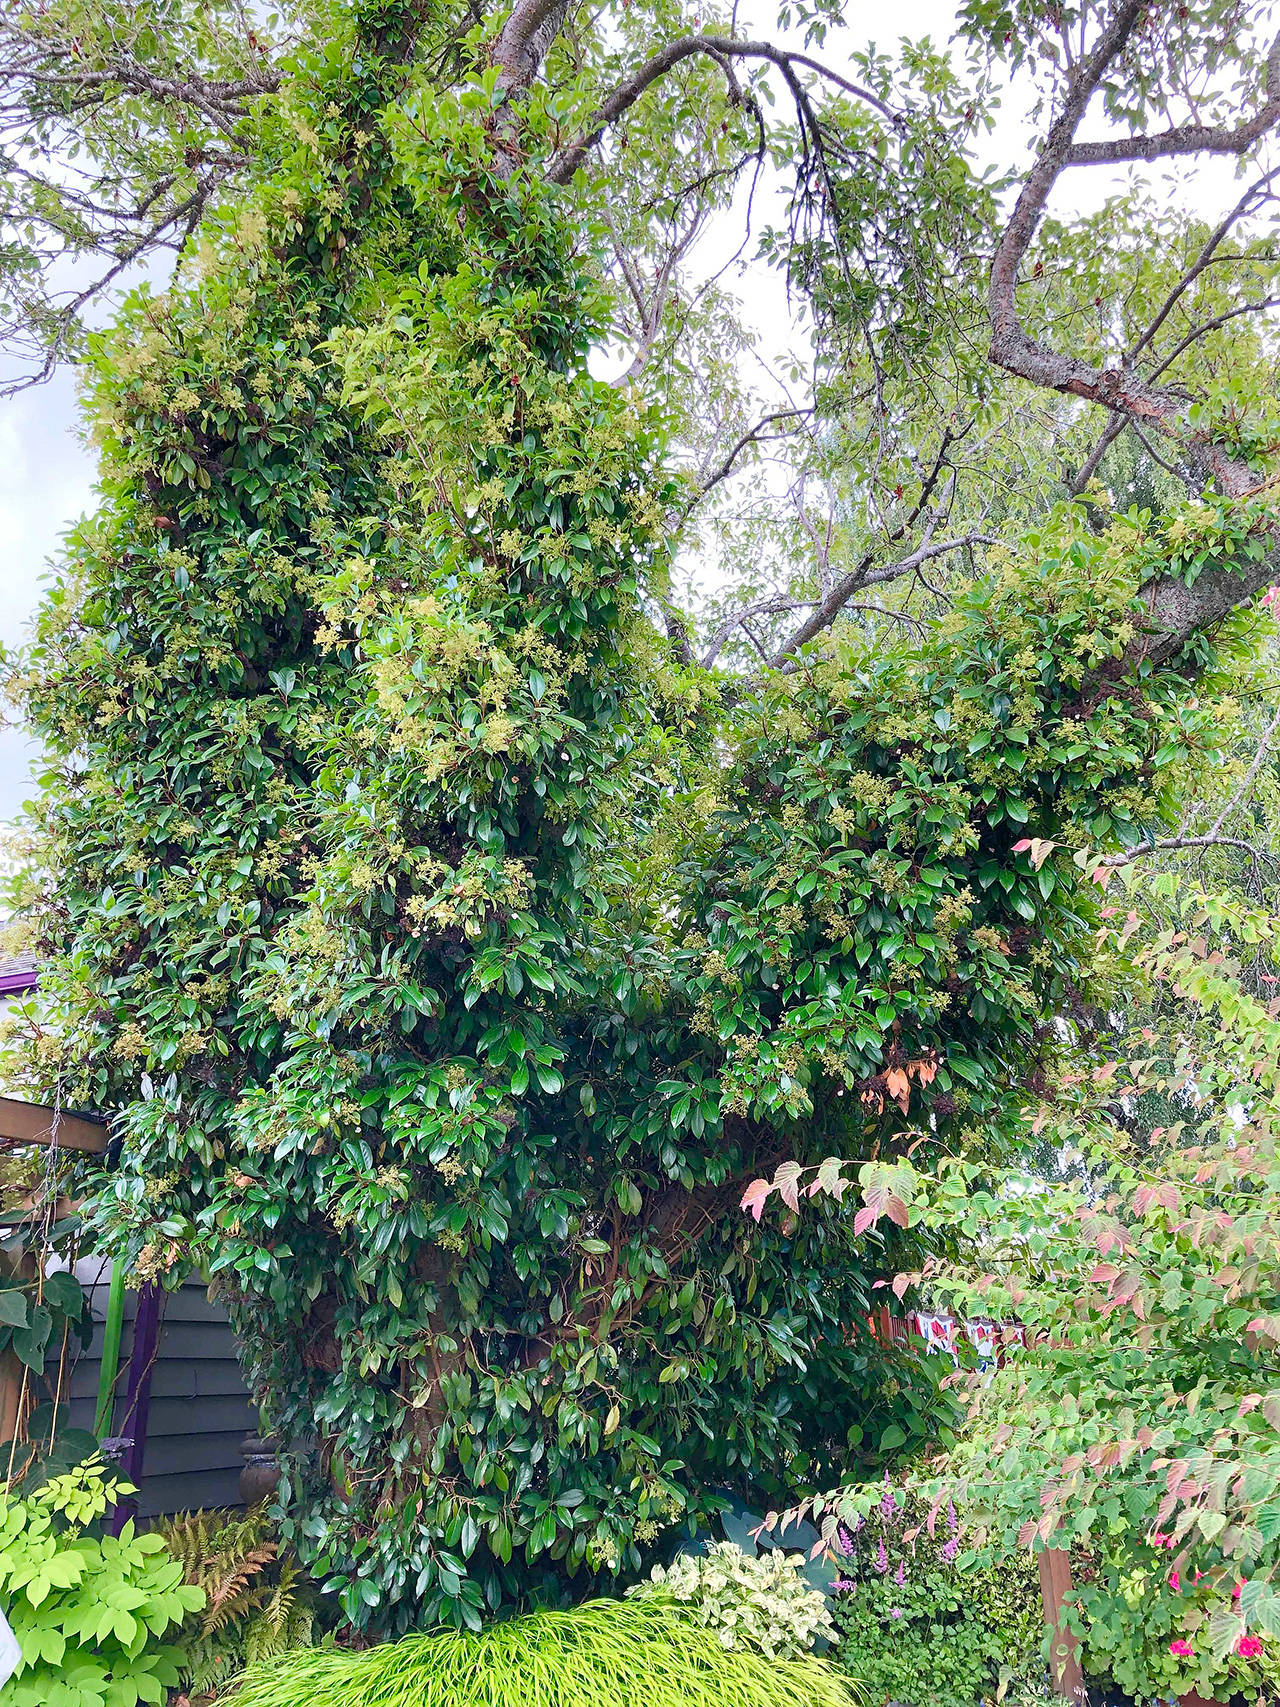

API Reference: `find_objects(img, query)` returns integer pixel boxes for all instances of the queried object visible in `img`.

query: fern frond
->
[202,1540,278,1633]
[156,1503,317,1693]
[204,1579,273,1636]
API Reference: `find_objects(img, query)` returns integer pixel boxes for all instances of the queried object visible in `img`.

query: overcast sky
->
[0,0,1260,827]
[0,368,96,823]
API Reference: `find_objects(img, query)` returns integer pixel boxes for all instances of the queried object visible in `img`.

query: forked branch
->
[988,2,1280,502]
[545,34,895,185]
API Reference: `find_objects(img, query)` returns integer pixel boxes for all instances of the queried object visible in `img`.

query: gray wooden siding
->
[62,1263,256,1517]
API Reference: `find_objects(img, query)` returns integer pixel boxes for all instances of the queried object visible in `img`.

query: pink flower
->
[889,1607,903,1619]
[1169,1571,1181,1594]
[1237,1635,1263,1660]
[833,1577,856,1593]
[1234,1580,1246,1603]
[1169,1640,1194,1659]
[875,1540,889,1575]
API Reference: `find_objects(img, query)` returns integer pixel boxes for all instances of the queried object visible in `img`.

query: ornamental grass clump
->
[224,1593,860,1707]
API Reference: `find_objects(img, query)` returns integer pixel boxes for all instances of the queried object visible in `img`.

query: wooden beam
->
[1039,1547,1086,1702]
[0,1097,107,1156]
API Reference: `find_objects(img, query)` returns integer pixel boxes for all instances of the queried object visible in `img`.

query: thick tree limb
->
[1065,33,1280,166]
[988,3,1280,502]
[1131,539,1280,668]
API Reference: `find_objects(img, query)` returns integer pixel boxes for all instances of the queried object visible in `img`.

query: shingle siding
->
[61,1263,257,1517]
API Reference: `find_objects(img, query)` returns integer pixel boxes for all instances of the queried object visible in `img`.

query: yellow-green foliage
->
[0,1456,204,1707]
[227,1594,861,1707]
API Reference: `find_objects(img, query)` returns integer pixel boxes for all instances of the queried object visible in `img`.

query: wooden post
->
[0,1097,108,1480]
[0,1250,38,1461]
[0,1350,24,1445]
[108,1284,162,1535]
[1039,1547,1085,1702]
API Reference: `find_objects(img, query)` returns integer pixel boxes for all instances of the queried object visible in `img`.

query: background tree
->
[3,0,1280,1637]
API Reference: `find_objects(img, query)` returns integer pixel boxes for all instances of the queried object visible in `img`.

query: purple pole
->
[108,1284,161,1534]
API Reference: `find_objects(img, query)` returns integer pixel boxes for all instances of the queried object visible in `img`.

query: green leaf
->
[0,1289,29,1330]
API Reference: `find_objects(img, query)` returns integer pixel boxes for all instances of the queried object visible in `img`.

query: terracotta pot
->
[238,1435,282,1507]
[1178,1693,1228,1707]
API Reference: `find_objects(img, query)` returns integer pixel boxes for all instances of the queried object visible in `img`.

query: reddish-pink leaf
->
[775,1159,803,1213]
[740,1178,771,1222]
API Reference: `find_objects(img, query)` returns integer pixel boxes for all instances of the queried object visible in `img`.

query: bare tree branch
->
[1065,32,1280,166]
[768,530,1000,669]
[691,408,811,505]
[1130,167,1280,366]
[1101,834,1278,870]
[1069,414,1127,497]
[700,596,812,668]
[1206,697,1280,840]
[545,34,895,186]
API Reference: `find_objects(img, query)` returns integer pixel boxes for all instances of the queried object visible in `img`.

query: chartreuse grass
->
[226,1594,862,1707]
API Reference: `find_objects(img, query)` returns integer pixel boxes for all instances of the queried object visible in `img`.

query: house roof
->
[0,956,38,997]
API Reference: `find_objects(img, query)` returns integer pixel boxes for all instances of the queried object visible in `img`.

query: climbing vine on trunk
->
[6,0,1280,1636]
